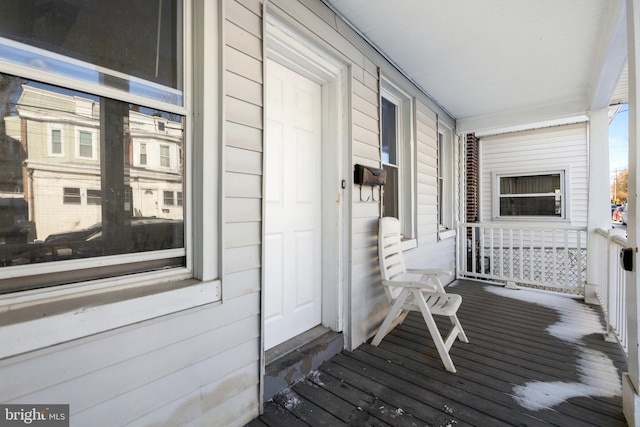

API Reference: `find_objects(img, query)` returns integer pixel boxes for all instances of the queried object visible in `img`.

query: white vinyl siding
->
[266,0,457,349]
[0,1,232,427]
[480,123,588,227]
[0,1,459,426]
[403,102,457,276]
[0,293,259,426]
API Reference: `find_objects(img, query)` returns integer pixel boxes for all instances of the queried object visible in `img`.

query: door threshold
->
[264,325,343,401]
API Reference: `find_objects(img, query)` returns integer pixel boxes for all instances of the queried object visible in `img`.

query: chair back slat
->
[378,217,408,300]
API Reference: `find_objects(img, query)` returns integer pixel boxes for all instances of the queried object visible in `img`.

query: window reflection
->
[0,0,182,90]
[0,75,184,267]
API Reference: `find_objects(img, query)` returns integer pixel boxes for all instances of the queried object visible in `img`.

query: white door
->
[265,60,323,349]
[140,189,159,217]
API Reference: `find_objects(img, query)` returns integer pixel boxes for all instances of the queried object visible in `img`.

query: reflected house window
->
[51,128,62,155]
[87,189,101,205]
[140,143,147,166]
[63,187,81,204]
[78,130,94,158]
[160,145,171,168]
[164,191,174,206]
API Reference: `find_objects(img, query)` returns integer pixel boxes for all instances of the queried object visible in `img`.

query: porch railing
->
[595,228,629,355]
[459,223,587,293]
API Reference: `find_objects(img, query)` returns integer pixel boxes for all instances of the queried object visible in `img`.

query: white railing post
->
[624,0,640,422]
[576,230,582,288]
[459,223,587,293]
[587,108,612,303]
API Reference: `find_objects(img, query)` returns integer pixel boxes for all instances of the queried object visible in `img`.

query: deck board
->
[247,280,627,426]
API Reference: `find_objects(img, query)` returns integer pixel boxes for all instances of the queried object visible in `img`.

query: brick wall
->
[466,133,479,223]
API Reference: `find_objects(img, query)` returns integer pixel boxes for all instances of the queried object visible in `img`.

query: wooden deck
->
[248,279,628,427]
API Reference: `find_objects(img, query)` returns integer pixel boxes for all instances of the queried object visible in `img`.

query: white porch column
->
[624,1,640,425]
[586,108,611,304]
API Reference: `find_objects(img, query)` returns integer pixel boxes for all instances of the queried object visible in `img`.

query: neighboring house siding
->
[480,123,588,227]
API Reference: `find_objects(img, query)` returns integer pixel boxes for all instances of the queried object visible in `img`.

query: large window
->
[381,79,415,242]
[495,171,565,218]
[0,2,186,293]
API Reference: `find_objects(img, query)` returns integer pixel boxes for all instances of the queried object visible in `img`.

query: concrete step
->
[264,326,343,401]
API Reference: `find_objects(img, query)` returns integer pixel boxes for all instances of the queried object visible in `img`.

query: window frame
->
[139,142,148,166]
[492,169,569,220]
[75,128,97,160]
[160,144,172,168]
[437,121,457,240]
[0,0,221,340]
[380,77,416,247]
[48,123,64,157]
[63,187,81,205]
[87,189,102,205]
[164,190,175,206]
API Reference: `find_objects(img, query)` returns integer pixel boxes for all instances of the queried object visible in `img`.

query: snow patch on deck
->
[486,285,622,411]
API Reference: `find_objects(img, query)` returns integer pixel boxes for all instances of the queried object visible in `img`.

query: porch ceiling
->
[324,0,628,134]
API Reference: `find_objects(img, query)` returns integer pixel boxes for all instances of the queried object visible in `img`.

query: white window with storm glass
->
[437,123,455,236]
[495,172,565,218]
[0,0,187,293]
[380,80,415,241]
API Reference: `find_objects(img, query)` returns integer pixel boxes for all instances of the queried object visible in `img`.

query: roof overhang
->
[324,0,629,135]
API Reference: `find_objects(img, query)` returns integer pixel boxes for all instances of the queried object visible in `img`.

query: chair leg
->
[450,315,469,343]
[412,289,456,373]
[371,289,411,347]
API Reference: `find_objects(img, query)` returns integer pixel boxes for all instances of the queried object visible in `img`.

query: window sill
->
[400,238,418,251]
[492,217,571,225]
[438,228,457,240]
[0,274,220,360]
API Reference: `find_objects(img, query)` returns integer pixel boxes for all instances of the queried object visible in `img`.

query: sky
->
[609,105,629,179]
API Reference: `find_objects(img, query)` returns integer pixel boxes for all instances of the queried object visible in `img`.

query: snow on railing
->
[595,228,629,355]
[459,223,587,293]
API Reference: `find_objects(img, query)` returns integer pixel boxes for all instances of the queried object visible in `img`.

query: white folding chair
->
[371,217,468,373]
